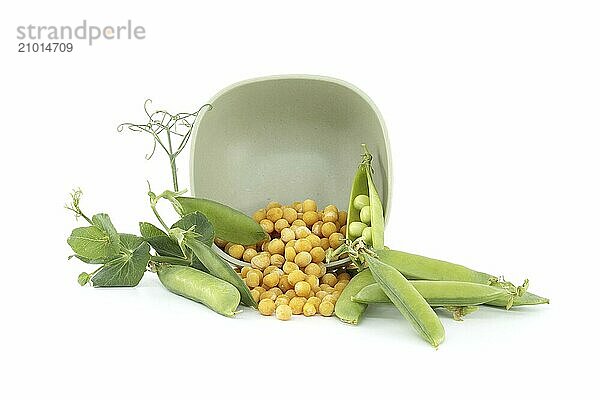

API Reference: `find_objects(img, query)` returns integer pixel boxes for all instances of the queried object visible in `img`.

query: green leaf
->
[92,214,121,254]
[91,213,119,239]
[68,254,108,265]
[139,221,167,238]
[118,233,146,252]
[67,226,120,260]
[78,272,90,286]
[172,212,215,247]
[91,234,150,287]
[139,222,184,257]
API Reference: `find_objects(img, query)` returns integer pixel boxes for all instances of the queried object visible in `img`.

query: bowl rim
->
[189,74,393,222]
[212,243,351,270]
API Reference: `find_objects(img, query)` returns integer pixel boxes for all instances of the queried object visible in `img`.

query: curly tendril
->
[117,100,212,191]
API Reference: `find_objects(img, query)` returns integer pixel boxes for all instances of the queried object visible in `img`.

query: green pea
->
[353,194,370,210]
[352,281,509,306]
[359,206,371,224]
[185,238,257,307]
[364,254,445,348]
[334,269,375,324]
[349,221,367,237]
[176,196,269,245]
[157,264,240,317]
[361,226,373,245]
[346,157,369,241]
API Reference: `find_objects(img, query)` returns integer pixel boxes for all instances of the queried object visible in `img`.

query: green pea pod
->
[375,248,548,307]
[176,196,268,245]
[352,281,509,306]
[346,144,385,249]
[364,254,445,348]
[184,238,257,307]
[334,269,375,324]
[157,264,240,317]
[376,249,495,284]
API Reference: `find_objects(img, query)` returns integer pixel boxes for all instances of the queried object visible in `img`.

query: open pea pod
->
[176,196,268,245]
[346,145,385,249]
[346,157,369,241]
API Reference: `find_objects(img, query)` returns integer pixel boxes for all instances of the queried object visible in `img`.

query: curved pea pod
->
[364,254,445,348]
[157,264,240,317]
[185,238,257,307]
[334,269,375,324]
[486,291,549,308]
[352,281,509,306]
[176,196,268,245]
[376,249,494,284]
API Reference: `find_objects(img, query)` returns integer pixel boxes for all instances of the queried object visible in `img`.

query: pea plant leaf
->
[91,213,119,241]
[67,213,121,261]
[78,272,91,286]
[90,234,150,287]
[67,226,120,260]
[139,222,184,258]
[172,212,215,247]
[68,254,109,265]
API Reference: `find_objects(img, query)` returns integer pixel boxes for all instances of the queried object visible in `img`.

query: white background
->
[1,1,598,398]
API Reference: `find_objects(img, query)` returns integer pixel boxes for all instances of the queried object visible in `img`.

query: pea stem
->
[150,255,191,266]
[150,202,170,232]
[88,264,104,277]
[170,155,179,192]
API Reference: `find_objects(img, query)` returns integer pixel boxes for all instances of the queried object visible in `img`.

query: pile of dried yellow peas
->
[215,199,351,320]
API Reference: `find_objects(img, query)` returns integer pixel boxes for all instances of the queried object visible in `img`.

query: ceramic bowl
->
[189,75,392,268]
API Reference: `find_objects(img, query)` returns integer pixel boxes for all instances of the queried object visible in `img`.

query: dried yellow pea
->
[267,207,283,222]
[319,301,335,316]
[288,270,305,285]
[295,281,311,298]
[259,299,276,315]
[289,297,306,314]
[259,219,274,234]
[303,302,317,316]
[276,304,293,320]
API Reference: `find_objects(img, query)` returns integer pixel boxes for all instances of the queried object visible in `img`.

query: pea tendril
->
[117,99,212,191]
[64,188,92,224]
